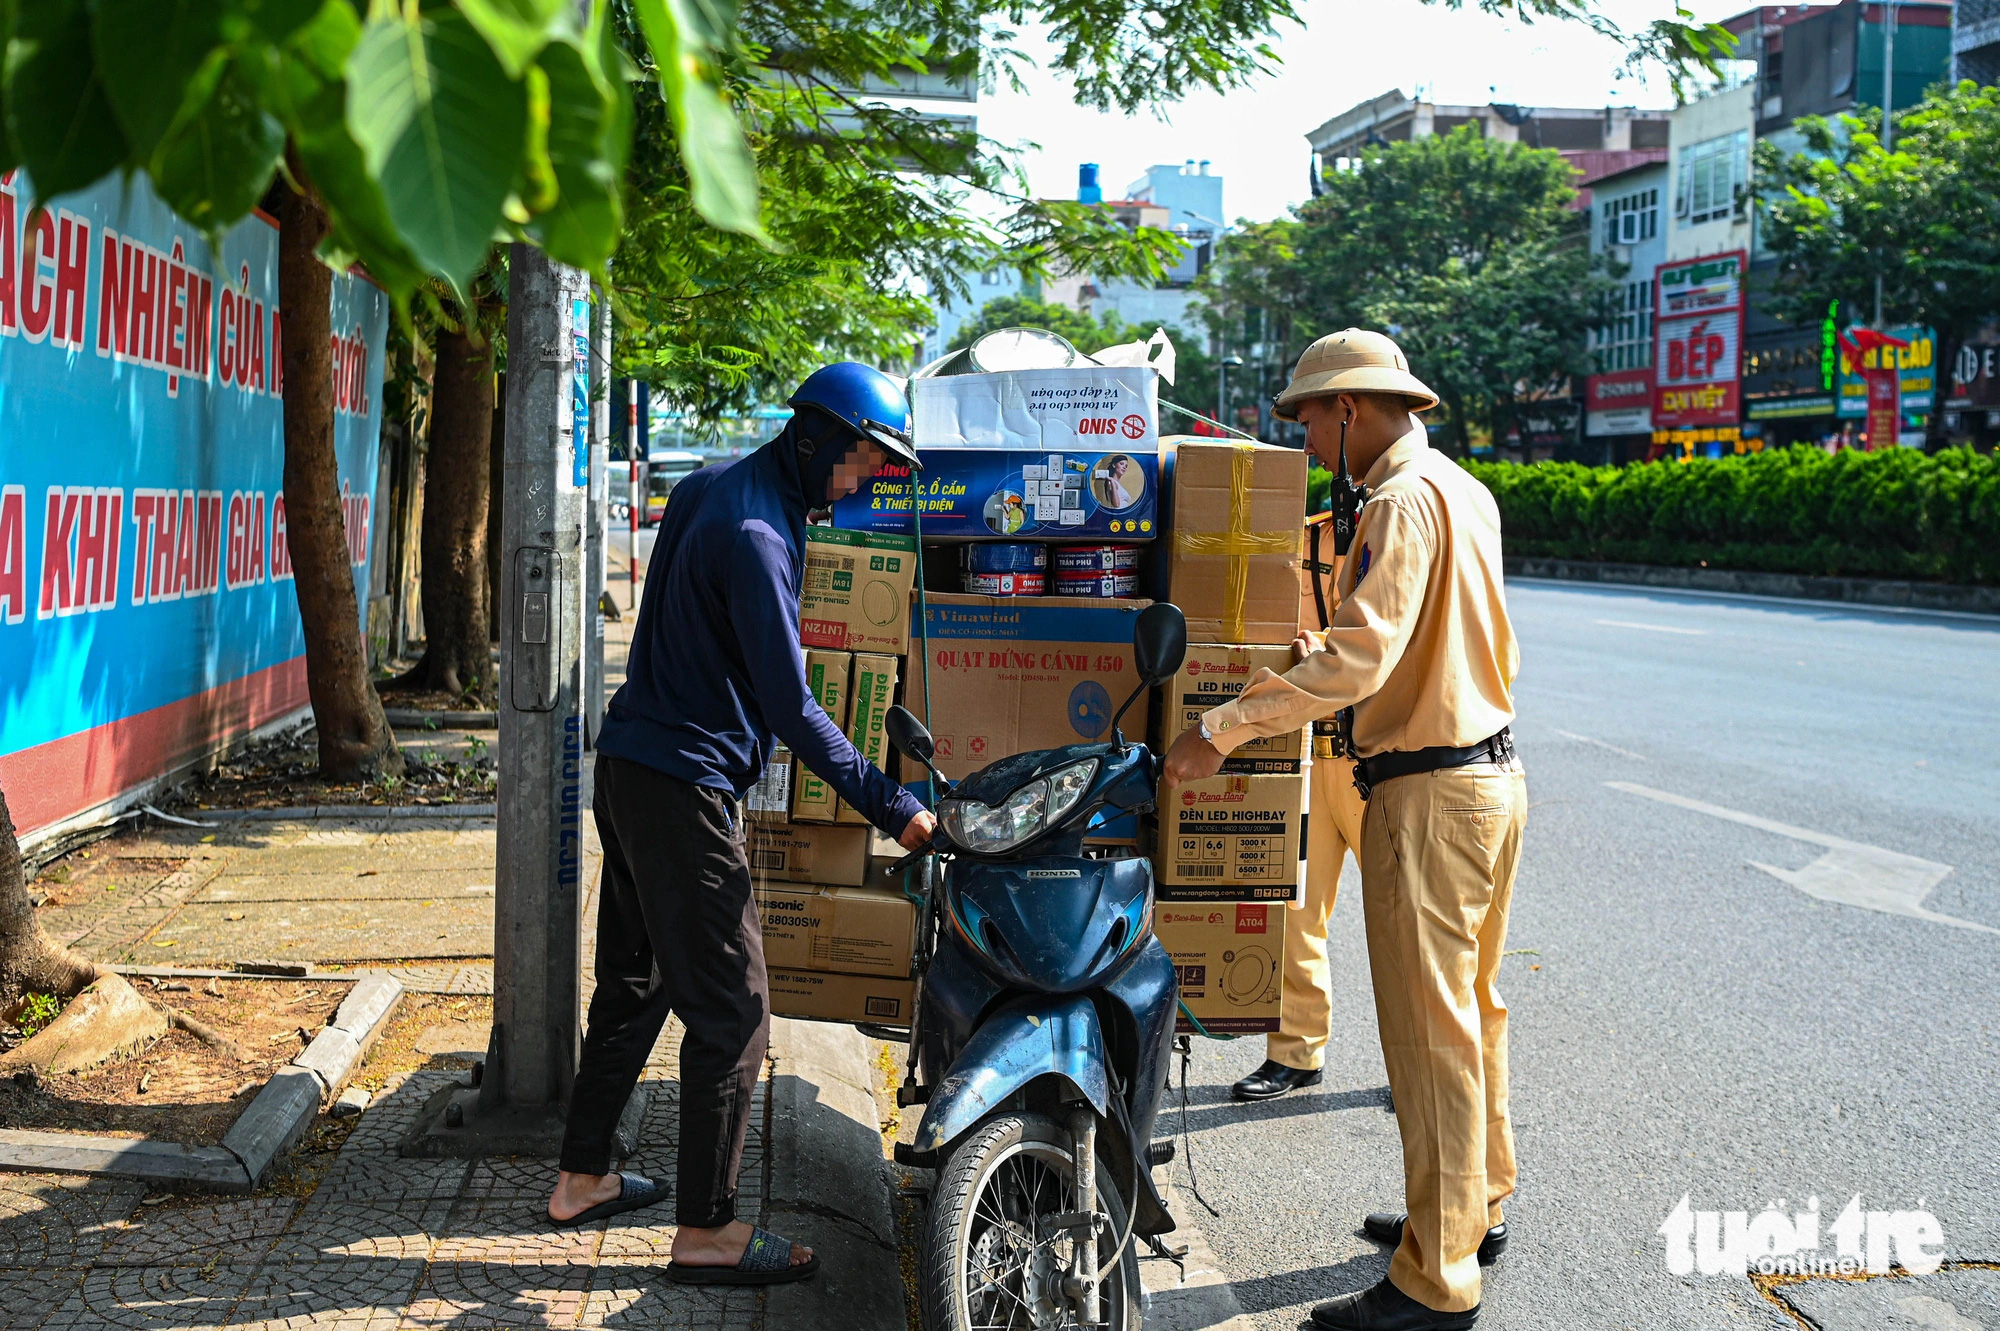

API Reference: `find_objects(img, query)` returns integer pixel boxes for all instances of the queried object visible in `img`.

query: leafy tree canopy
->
[1757,81,2000,448]
[1201,128,1616,453]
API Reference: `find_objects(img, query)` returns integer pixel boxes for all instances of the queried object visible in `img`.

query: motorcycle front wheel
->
[920,1111,1143,1331]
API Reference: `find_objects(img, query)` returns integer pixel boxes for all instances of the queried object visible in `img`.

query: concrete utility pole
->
[584,285,610,745]
[407,244,590,1155]
[1877,0,1898,327]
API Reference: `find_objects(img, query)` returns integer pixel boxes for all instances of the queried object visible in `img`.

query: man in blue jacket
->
[545,364,933,1286]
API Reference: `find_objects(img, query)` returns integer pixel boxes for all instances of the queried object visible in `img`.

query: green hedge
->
[1459,446,2000,585]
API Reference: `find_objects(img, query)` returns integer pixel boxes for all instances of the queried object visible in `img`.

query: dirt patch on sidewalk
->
[166,729,496,812]
[0,977,353,1145]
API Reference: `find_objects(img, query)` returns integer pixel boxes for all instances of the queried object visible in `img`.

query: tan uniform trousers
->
[1361,760,1527,1314]
[1268,750,1369,1071]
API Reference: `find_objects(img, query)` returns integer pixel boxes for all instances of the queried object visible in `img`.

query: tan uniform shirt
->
[1202,427,1519,759]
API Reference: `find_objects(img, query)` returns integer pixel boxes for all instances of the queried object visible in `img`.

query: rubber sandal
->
[665,1225,820,1285]
[548,1172,669,1229]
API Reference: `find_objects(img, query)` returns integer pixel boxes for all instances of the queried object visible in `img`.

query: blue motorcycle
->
[881,601,1188,1331]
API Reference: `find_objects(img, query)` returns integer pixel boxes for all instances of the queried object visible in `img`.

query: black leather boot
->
[1230,1060,1324,1101]
[1310,1278,1478,1330]
[1361,1212,1508,1266]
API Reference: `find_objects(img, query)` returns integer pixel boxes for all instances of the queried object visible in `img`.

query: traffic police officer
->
[1230,515,1370,1102]
[1165,329,1526,1330]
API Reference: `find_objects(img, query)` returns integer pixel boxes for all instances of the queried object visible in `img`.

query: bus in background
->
[643,450,706,525]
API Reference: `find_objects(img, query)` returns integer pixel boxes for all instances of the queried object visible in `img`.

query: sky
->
[963,0,1750,226]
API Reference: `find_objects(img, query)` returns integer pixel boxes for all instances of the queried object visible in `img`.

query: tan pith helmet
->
[1272,328,1438,421]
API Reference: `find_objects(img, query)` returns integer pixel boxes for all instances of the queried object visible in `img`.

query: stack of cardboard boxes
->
[749,528,923,1024]
[1150,438,1311,1035]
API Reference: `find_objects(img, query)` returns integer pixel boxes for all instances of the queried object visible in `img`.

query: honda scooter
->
[880,601,1188,1331]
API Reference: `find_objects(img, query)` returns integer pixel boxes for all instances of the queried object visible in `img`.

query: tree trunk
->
[1928,328,1963,454]
[401,325,494,698]
[488,372,505,643]
[0,787,100,1011]
[273,158,404,781]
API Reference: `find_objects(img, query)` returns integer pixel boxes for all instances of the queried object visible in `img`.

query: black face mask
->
[782,407,866,506]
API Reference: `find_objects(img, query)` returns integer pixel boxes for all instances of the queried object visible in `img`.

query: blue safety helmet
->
[787,362,920,470]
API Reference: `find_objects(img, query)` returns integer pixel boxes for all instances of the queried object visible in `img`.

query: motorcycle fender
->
[914,995,1109,1155]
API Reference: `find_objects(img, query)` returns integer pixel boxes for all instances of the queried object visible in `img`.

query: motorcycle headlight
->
[941,759,1098,854]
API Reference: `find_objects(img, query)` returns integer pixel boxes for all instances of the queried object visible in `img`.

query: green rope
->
[1177,999,1236,1041]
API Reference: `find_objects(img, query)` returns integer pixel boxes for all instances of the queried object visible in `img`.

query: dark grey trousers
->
[558,754,768,1228]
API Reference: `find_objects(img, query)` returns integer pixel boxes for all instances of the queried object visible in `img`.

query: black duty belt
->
[1354,728,1515,801]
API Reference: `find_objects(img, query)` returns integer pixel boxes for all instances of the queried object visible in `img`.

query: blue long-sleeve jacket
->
[596,436,924,837]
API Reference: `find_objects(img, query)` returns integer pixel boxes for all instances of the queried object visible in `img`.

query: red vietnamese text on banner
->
[1653,251,1746,430]
[1840,327,1911,449]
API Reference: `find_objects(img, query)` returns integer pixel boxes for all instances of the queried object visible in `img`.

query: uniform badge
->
[1355,543,1372,585]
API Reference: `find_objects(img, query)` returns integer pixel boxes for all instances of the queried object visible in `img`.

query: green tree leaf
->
[524,33,624,270]
[91,0,226,161]
[151,62,287,232]
[5,0,130,200]
[346,8,527,293]
[627,0,766,243]
[457,0,567,79]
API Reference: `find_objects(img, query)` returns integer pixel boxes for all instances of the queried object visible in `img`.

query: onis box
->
[1154,770,1308,901]
[835,653,900,825]
[792,650,852,822]
[1155,902,1284,1035]
[748,822,871,888]
[800,528,917,656]
[1160,645,1306,774]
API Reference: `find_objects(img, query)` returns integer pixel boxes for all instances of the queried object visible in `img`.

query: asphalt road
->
[1153,580,2000,1331]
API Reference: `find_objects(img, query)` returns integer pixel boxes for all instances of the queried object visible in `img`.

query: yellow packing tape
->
[1173,443,1301,641]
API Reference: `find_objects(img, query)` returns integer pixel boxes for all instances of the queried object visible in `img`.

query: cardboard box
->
[1161,438,1307,645]
[792,651,853,822]
[836,653,900,825]
[1156,902,1284,1034]
[911,365,1160,454]
[902,594,1151,779]
[1162,645,1306,774]
[801,528,917,656]
[754,884,916,979]
[746,745,793,824]
[1154,771,1308,900]
[748,822,872,888]
[833,450,1159,543]
[768,968,917,1025]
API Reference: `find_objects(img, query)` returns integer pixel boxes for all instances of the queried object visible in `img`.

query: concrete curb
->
[1507,555,2000,616]
[0,974,404,1192]
[195,804,496,820]
[764,1017,906,1331]
[385,708,498,730]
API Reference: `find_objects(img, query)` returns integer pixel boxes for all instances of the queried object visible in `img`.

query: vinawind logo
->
[1658,1195,1945,1277]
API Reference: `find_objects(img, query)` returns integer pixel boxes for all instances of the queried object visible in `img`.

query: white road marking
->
[1593,619,1707,635]
[1608,782,1996,935]
[1553,729,1646,760]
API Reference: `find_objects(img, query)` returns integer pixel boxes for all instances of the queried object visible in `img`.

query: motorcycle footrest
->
[1145,1139,1176,1166]
[895,1083,932,1107]
[1041,1210,1102,1234]
[893,1141,938,1169]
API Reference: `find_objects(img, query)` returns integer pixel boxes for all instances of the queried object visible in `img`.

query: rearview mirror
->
[885,705,935,764]
[1133,603,1188,686]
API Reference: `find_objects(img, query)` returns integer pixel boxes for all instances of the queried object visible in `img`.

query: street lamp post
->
[1219,354,1243,425]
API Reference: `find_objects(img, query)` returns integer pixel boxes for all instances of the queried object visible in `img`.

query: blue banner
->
[0,170,388,834]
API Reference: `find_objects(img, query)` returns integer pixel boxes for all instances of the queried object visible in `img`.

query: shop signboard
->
[1585,367,1653,436]
[1657,251,1744,319]
[0,169,389,837]
[1837,324,1935,418]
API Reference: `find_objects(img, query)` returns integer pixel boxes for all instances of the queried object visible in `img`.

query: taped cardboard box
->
[754,884,915,979]
[1161,645,1306,774]
[903,593,1151,780]
[746,745,793,824]
[1160,438,1306,646]
[1154,770,1307,901]
[801,528,917,656]
[833,451,1160,542]
[768,968,916,1025]
[1156,902,1284,1035]
[792,650,852,822]
[835,653,900,825]
[748,822,871,888]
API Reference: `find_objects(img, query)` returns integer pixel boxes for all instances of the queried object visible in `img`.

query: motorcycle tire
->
[920,1110,1144,1331]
